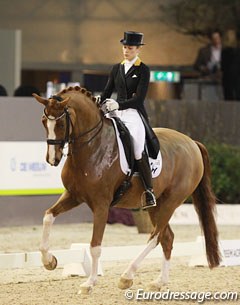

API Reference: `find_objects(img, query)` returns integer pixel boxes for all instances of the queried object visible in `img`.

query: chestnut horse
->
[33,86,221,295]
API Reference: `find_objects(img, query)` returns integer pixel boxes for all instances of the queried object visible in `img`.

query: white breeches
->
[115,108,145,160]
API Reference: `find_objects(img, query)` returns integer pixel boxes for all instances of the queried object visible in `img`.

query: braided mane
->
[59,86,97,103]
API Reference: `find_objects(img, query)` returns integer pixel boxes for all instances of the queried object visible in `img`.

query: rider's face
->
[122,45,140,61]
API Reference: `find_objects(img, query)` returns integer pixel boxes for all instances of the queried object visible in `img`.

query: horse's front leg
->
[78,206,109,295]
[39,212,57,270]
[39,190,80,270]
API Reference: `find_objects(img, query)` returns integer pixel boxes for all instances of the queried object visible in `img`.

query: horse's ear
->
[32,93,48,106]
[59,97,70,108]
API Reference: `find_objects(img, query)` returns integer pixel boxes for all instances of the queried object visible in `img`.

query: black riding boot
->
[136,152,157,209]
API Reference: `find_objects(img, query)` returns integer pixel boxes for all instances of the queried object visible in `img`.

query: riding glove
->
[95,95,101,105]
[105,99,119,112]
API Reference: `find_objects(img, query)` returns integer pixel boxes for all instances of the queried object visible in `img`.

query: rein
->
[72,116,103,146]
[44,107,103,154]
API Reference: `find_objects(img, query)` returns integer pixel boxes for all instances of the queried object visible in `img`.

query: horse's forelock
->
[46,97,66,113]
[51,95,63,102]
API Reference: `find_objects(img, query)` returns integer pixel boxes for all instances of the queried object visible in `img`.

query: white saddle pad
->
[110,118,162,178]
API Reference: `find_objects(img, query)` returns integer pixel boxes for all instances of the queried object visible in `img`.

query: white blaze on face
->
[47,117,56,165]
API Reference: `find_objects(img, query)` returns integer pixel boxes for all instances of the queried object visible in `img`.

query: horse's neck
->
[71,99,100,138]
[69,110,118,167]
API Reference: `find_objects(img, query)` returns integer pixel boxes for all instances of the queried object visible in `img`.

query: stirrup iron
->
[141,189,157,210]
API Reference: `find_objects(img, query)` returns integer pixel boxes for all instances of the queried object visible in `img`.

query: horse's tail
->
[192,141,221,268]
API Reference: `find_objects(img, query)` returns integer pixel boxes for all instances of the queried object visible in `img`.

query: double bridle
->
[43,106,103,154]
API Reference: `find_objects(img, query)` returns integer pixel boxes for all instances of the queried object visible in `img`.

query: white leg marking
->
[47,118,56,165]
[89,246,101,283]
[79,246,101,294]
[150,255,170,289]
[83,246,101,286]
[161,256,170,284]
[39,213,55,265]
[122,235,158,280]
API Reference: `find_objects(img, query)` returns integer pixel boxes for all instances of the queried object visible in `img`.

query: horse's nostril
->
[54,159,60,166]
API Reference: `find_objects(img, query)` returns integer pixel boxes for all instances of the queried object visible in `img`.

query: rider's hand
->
[95,95,101,106]
[105,99,119,112]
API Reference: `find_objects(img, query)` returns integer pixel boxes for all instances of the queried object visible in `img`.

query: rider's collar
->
[121,57,141,66]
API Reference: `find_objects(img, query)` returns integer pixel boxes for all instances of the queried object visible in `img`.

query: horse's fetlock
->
[41,252,53,265]
[39,246,48,254]
[90,245,101,258]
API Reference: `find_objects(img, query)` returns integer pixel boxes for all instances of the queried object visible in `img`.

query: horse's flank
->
[116,127,204,209]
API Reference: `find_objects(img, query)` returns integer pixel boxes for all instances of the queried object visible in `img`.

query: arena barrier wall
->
[0,238,239,276]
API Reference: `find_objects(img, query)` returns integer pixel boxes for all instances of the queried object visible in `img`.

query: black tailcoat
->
[193,44,212,75]
[101,58,150,120]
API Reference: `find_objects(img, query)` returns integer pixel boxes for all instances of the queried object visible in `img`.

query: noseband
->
[43,106,103,153]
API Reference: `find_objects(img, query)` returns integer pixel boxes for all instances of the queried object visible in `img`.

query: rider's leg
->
[136,151,156,209]
[118,109,156,209]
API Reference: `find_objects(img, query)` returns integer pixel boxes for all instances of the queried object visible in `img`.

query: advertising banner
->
[0,142,65,195]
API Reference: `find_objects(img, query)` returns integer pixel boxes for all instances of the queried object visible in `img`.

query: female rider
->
[100,31,157,209]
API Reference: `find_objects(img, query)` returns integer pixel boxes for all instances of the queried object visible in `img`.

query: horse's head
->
[34,87,102,166]
[33,93,71,166]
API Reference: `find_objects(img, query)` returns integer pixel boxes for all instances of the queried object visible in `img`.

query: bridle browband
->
[43,106,103,154]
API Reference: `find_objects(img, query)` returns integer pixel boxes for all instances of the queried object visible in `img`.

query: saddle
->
[110,116,160,206]
[112,117,135,172]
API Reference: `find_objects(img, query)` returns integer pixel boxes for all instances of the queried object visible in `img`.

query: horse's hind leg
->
[148,224,174,290]
[39,190,79,270]
[118,234,159,290]
[118,195,177,290]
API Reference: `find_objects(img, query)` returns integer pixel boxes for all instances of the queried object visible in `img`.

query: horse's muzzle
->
[54,159,60,166]
[47,157,61,167]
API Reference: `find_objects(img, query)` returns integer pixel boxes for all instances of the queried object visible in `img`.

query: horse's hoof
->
[118,276,133,290]
[78,285,93,295]
[147,281,167,291]
[44,255,58,270]
[147,281,162,291]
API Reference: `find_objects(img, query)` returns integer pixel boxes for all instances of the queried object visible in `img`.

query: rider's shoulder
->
[140,62,150,72]
[110,63,121,73]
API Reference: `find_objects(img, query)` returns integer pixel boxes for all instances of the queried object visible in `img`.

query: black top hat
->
[120,31,145,46]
